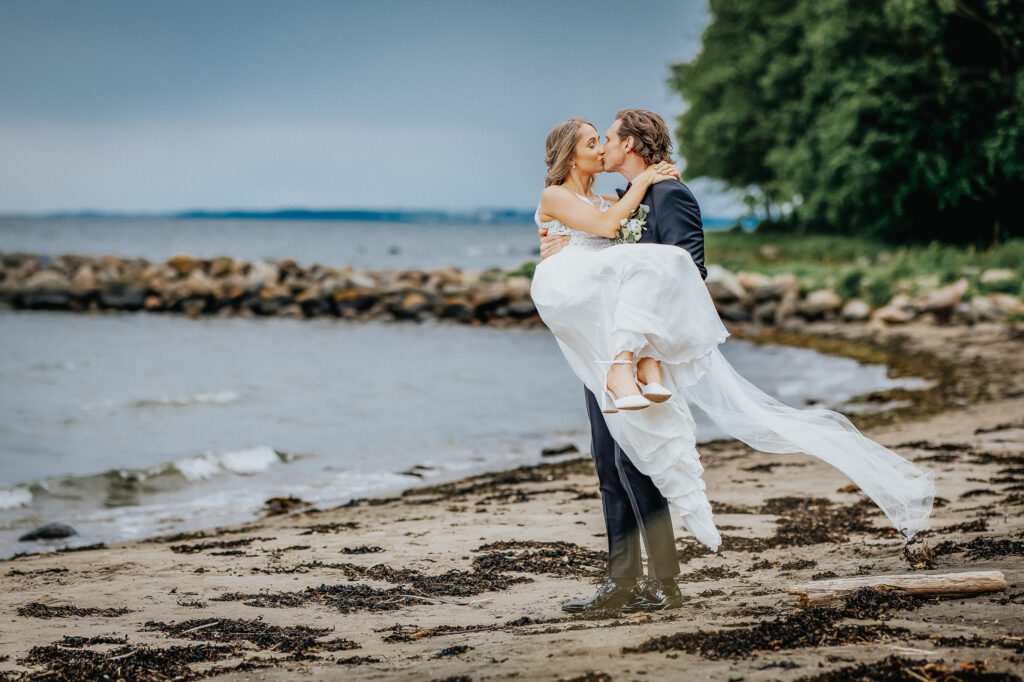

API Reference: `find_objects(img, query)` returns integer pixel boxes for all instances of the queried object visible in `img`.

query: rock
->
[505,276,533,301]
[208,256,235,278]
[245,261,280,290]
[969,296,1001,321]
[144,295,163,311]
[716,302,752,322]
[769,273,801,298]
[985,293,1024,316]
[182,298,207,318]
[775,291,799,321]
[736,271,771,295]
[20,271,72,308]
[184,269,216,297]
[923,278,968,317]
[507,300,538,319]
[440,295,474,322]
[705,265,746,303]
[392,291,432,319]
[980,268,1017,284]
[348,271,378,289]
[799,290,842,318]
[541,443,579,457]
[753,300,778,324]
[431,266,464,288]
[871,304,913,325]
[98,283,148,310]
[333,288,378,313]
[841,299,871,322]
[469,282,509,311]
[70,264,98,295]
[758,245,780,260]
[167,253,203,276]
[19,522,77,542]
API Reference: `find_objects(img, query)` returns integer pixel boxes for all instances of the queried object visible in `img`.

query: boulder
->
[431,266,464,288]
[980,268,1017,284]
[167,253,203,276]
[507,300,538,319]
[841,299,871,322]
[348,271,378,289]
[769,273,801,298]
[505,276,533,301]
[775,291,799,321]
[985,293,1024,316]
[392,291,432,319]
[245,261,280,290]
[753,300,778,324]
[705,265,746,303]
[799,289,842,318]
[871,304,913,325]
[70,264,99,295]
[18,523,77,542]
[333,288,378,313]
[20,270,72,309]
[737,272,776,301]
[716,302,752,322]
[923,278,969,317]
[440,295,474,322]
[184,269,216,297]
[208,256,235,278]
[98,283,148,310]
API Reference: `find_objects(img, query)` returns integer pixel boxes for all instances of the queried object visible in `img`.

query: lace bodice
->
[535,193,614,253]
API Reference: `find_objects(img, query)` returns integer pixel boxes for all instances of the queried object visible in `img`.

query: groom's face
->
[603,120,627,173]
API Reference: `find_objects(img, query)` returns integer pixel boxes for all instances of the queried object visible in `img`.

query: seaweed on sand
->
[795,655,1021,682]
[142,618,359,654]
[11,643,239,682]
[17,603,131,619]
[623,588,927,659]
[472,540,607,577]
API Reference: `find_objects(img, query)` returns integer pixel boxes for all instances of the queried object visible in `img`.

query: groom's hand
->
[539,227,569,260]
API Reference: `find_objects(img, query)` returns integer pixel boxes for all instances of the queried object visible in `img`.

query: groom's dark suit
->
[585,178,706,582]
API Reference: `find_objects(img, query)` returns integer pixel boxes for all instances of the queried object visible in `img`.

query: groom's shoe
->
[561,578,636,613]
[620,579,684,612]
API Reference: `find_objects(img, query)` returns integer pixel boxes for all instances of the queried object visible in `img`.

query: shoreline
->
[2,322,1023,680]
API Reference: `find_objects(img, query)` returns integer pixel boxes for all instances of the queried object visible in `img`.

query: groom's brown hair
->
[615,108,673,165]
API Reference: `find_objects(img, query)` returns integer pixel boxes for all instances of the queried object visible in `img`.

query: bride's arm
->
[539,168,666,239]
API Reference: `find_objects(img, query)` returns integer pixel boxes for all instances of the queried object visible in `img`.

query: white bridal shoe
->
[639,380,672,403]
[601,359,652,414]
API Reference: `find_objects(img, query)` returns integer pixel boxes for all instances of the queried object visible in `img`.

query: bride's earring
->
[571,162,576,168]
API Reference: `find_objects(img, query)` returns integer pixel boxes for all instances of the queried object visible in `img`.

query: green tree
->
[670,0,1024,245]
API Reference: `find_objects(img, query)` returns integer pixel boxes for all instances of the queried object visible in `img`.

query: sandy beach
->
[2,322,1023,681]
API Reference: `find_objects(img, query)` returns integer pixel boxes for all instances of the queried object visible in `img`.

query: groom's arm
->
[653,183,706,280]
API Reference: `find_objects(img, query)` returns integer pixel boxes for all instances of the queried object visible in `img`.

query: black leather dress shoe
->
[620,579,684,612]
[561,578,637,613]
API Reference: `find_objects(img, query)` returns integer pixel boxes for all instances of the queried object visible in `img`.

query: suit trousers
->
[584,386,681,581]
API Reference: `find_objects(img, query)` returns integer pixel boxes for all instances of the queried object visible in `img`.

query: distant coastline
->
[1,208,756,230]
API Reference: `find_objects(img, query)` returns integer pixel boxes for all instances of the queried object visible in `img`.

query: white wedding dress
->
[530,193,935,550]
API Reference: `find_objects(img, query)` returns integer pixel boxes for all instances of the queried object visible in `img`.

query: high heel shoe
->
[637,357,672,403]
[640,381,672,403]
[600,359,651,414]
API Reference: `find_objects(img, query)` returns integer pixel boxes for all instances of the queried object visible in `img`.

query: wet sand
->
[2,322,1023,681]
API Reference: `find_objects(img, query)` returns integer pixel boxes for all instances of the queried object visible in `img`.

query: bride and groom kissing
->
[529,109,935,614]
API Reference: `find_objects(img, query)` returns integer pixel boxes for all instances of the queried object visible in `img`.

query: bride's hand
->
[651,161,680,182]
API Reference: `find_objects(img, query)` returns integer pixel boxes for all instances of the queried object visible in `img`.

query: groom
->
[539,108,707,612]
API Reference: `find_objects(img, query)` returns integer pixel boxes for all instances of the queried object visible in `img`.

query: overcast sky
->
[0,0,743,216]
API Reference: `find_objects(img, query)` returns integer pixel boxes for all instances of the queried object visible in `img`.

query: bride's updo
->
[544,117,595,187]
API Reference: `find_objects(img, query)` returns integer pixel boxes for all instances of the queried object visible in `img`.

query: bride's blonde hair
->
[544,117,596,189]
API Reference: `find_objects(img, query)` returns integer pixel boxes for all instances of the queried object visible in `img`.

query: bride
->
[530,117,935,551]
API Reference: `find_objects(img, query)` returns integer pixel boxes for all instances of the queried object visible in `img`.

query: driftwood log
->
[789,570,1007,606]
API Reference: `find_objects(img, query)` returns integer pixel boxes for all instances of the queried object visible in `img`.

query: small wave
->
[129,390,241,409]
[174,445,283,481]
[0,487,32,509]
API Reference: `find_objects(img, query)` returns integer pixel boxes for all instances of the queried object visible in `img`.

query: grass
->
[703,233,1024,303]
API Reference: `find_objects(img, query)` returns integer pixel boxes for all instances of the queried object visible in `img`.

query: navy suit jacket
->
[622,179,707,280]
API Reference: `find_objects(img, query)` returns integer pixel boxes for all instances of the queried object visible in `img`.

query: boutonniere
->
[611,204,648,244]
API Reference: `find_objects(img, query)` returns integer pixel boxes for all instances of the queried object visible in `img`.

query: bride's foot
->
[603,359,650,413]
[636,357,672,403]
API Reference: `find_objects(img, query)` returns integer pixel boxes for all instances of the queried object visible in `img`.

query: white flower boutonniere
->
[611,204,649,244]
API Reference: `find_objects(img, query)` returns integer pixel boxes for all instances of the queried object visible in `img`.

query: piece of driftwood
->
[789,570,1006,606]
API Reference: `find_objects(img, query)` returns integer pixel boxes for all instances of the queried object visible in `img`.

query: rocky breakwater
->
[1,251,1022,327]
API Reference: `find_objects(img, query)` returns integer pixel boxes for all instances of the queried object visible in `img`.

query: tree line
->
[671,0,1023,245]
